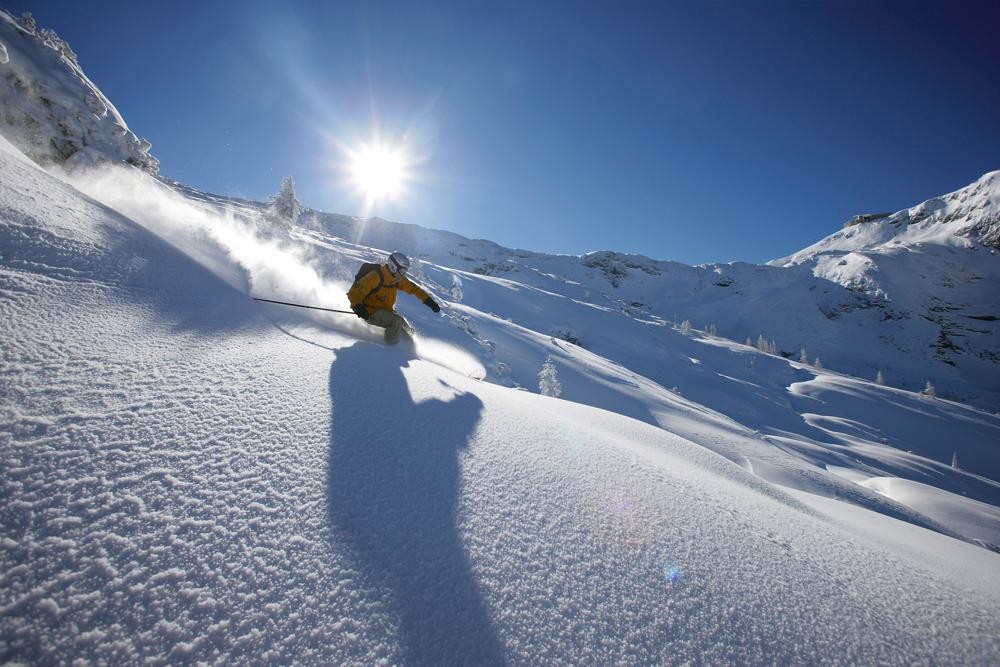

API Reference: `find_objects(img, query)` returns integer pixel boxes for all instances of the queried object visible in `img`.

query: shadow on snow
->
[326,341,505,665]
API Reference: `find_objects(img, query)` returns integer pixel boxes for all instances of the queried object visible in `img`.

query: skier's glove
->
[423,297,441,313]
[352,304,369,320]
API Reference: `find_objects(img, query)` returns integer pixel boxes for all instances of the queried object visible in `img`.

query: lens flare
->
[663,563,684,584]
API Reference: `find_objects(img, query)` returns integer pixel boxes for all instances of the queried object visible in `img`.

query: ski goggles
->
[389,256,408,275]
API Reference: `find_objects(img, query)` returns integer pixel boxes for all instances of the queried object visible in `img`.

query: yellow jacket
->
[347,264,430,313]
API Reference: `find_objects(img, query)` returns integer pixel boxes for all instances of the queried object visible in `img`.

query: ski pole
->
[252,297,355,315]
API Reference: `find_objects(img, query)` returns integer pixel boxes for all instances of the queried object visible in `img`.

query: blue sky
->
[9,0,1000,264]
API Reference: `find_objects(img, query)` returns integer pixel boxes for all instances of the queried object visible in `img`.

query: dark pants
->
[368,309,412,344]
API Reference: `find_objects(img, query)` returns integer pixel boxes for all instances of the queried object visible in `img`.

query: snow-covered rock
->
[0,11,157,172]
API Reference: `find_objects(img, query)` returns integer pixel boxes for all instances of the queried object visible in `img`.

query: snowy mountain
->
[2,12,1000,664]
[292,173,1000,411]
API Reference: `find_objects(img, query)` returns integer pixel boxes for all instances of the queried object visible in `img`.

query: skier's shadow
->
[327,341,505,665]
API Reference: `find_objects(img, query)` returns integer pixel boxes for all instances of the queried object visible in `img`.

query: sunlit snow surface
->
[3,131,1000,664]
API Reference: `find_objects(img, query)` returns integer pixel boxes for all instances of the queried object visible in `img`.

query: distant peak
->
[772,170,1000,266]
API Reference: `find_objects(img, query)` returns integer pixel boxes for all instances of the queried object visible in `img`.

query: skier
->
[347,251,441,344]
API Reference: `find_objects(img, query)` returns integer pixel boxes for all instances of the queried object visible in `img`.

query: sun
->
[348,142,408,201]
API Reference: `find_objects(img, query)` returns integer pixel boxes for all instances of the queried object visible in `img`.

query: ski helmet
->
[388,251,410,275]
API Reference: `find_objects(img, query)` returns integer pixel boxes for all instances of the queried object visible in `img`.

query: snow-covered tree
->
[924,381,936,398]
[450,274,464,302]
[756,335,777,355]
[875,370,885,386]
[679,320,692,334]
[18,12,36,32]
[813,357,823,370]
[799,348,809,364]
[705,323,718,336]
[745,336,753,347]
[39,27,78,63]
[266,176,301,226]
[538,357,562,398]
[14,13,77,64]
[951,451,960,469]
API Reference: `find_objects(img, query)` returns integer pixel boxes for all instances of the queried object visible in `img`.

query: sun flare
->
[348,143,408,201]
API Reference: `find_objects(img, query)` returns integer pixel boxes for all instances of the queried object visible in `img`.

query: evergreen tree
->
[18,12,36,32]
[757,335,776,355]
[267,176,301,226]
[799,348,809,364]
[875,370,885,386]
[924,381,936,398]
[538,357,562,398]
[813,356,823,370]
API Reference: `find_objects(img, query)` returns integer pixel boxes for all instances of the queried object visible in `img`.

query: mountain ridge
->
[291,172,999,409]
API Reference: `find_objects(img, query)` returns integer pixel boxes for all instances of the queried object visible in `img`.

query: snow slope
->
[57,162,1000,550]
[4,129,1000,664]
[285,167,1000,411]
[3,14,1000,663]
